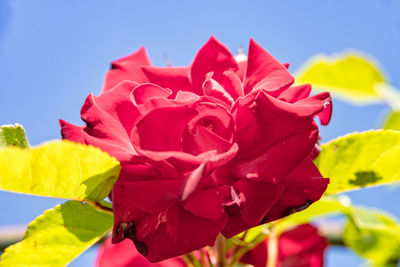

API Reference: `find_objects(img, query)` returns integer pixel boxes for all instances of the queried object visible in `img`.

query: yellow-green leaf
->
[314,130,400,195]
[0,201,113,267]
[0,140,120,201]
[383,111,400,131]
[295,51,387,104]
[0,124,29,148]
[344,207,400,264]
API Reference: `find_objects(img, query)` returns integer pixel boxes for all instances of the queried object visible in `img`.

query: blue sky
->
[1,0,400,266]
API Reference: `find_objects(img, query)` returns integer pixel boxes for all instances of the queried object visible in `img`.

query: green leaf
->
[314,130,400,195]
[0,140,120,201]
[0,124,29,148]
[383,111,400,131]
[343,207,400,264]
[295,51,387,104]
[0,201,113,267]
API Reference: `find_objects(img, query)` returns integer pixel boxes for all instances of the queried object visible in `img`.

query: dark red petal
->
[59,120,84,143]
[240,238,268,267]
[141,66,192,93]
[141,203,228,262]
[102,47,152,92]
[190,36,238,92]
[243,39,294,95]
[278,224,328,267]
[230,128,319,184]
[240,224,328,267]
[96,237,185,267]
[117,172,184,214]
[233,179,285,225]
[263,158,329,222]
[232,90,320,161]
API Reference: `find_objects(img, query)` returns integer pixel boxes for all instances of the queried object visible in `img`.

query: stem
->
[216,234,226,267]
[227,232,268,267]
[182,254,195,267]
[266,231,278,267]
[86,200,113,213]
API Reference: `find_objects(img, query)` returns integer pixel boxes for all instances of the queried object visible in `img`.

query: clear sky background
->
[1,1,400,266]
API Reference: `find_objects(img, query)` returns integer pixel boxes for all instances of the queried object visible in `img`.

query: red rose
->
[241,224,329,267]
[60,37,331,262]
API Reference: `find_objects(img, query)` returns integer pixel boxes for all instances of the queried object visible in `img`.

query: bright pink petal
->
[202,72,234,108]
[316,99,332,126]
[80,81,140,161]
[218,70,244,100]
[278,84,312,103]
[59,120,84,144]
[103,47,152,92]
[131,106,198,152]
[235,60,247,81]
[96,237,185,267]
[243,39,294,95]
[182,126,232,155]
[141,66,192,93]
[190,36,238,92]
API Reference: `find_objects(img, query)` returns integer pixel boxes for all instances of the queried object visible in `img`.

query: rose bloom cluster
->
[60,37,332,262]
[96,224,328,267]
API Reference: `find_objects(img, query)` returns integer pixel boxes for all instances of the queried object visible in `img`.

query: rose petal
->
[233,179,285,224]
[96,237,185,267]
[141,66,192,93]
[80,81,140,161]
[59,120,84,143]
[218,70,244,100]
[316,99,332,126]
[190,36,238,92]
[278,84,312,103]
[182,125,233,155]
[262,157,329,222]
[141,203,228,262]
[202,72,235,107]
[131,106,198,152]
[232,90,320,160]
[103,47,152,92]
[243,39,294,95]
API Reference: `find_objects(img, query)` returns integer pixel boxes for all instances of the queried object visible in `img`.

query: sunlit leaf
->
[295,51,387,104]
[0,123,29,148]
[314,130,400,195]
[0,201,113,267]
[0,140,120,201]
[383,111,400,131]
[344,207,400,264]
